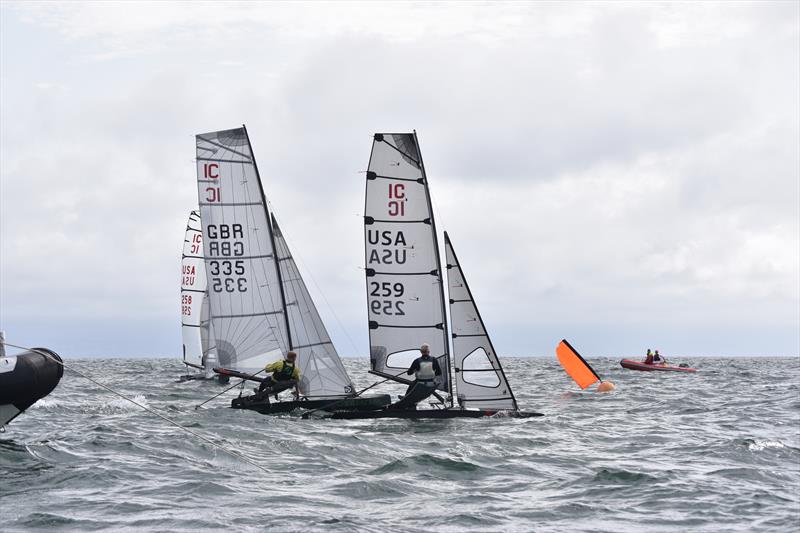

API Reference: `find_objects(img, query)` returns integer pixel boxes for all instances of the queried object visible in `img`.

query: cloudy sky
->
[1,2,798,358]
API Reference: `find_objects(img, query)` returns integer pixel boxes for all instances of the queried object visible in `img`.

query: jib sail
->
[445,232,517,410]
[271,214,356,397]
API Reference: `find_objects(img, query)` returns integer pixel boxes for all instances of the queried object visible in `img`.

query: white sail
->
[444,232,517,410]
[195,127,289,374]
[364,132,451,393]
[181,210,207,367]
[272,214,356,397]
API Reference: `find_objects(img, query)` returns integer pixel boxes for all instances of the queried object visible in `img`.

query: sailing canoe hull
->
[231,393,392,415]
[619,359,698,372]
[325,408,544,420]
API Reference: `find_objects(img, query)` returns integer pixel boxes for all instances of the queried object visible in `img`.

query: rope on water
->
[1,341,271,474]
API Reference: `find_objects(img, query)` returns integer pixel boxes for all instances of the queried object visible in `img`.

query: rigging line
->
[1,342,271,475]
[195,367,268,409]
[267,204,362,357]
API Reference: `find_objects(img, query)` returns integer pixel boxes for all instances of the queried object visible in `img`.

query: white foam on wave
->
[31,398,61,409]
[101,394,149,412]
[748,439,786,451]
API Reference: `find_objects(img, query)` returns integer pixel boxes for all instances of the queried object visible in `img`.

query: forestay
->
[181,210,207,367]
[271,214,356,398]
[195,127,289,374]
[364,133,450,393]
[445,232,517,410]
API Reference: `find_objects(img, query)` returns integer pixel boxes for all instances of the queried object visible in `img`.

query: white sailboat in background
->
[327,132,538,419]
[191,125,389,413]
[179,210,218,381]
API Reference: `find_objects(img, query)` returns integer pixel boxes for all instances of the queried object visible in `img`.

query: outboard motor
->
[0,341,64,428]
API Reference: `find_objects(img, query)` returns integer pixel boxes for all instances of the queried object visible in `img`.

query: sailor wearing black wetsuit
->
[404,343,442,396]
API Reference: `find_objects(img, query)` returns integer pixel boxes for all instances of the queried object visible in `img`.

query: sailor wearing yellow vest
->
[257,351,301,401]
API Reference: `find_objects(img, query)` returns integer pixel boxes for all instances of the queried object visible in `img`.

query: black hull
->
[0,348,64,427]
[231,393,392,415]
[326,409,545,420]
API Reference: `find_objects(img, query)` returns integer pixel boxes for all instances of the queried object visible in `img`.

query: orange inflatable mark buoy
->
[596,381,616,393]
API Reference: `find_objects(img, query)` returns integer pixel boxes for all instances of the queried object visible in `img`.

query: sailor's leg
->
[269,379,297,396]
[258,378,272,393]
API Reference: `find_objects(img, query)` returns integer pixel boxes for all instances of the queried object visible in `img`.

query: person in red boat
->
[644,348,654,364]
[653,350,664,364]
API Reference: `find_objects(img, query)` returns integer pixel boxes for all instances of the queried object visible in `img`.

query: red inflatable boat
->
[619,359,698,372]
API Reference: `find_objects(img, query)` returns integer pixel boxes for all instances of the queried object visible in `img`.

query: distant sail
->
[556,339,601,389]
[181,210,207,367]
[271,214,355,397]
[363,133,450,393]
[195,127,289,374]
[445,232,517,410]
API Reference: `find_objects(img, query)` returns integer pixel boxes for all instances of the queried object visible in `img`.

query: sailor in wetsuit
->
[404,343,442,397]
[257,351,301,401]
[652,350,664,364]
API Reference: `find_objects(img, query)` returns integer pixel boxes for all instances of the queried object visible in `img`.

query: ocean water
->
[2,357,799,532]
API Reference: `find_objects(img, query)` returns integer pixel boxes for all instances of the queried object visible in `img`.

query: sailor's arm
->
[406,359,419,375]
[264,361,282,372]
[432,358,443,376]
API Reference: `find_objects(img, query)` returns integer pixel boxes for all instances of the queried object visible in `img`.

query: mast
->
[242,124,293,351]
[412,130,454,402]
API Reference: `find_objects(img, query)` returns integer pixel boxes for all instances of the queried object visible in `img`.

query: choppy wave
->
[1,357,799,532]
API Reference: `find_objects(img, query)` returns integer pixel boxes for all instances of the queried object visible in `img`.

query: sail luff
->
[242,124,293,351]
[445,231,517,410]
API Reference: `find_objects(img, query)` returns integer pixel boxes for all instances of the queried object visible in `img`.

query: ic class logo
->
[388,183,406,216]
[204,163,220,203]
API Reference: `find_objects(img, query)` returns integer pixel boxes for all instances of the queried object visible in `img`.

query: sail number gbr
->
[369,281,405,316]
[207,223,247,293]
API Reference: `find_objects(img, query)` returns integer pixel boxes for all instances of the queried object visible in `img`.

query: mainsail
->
[271,214,355,397]
[363,132,451,393]
[195,127,289,374]
[181,210,208,368]
[445,232,517,410]
[195,125,357,398]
